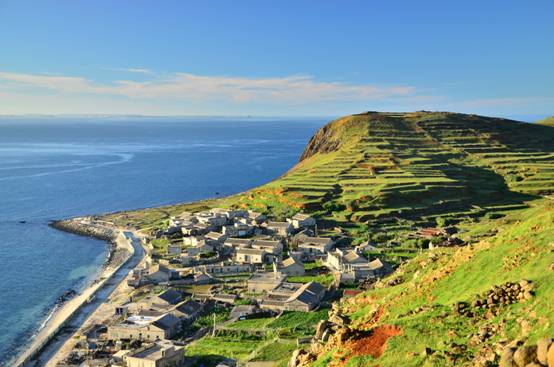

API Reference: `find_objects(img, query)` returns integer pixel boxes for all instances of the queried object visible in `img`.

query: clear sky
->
[0,0,552,118]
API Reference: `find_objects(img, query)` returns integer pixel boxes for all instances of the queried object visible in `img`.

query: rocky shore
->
[49,217,117,241]
[12,218,136,367]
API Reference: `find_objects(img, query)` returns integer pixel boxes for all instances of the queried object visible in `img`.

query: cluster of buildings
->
[60,209,395,366]
[143,208,393,290]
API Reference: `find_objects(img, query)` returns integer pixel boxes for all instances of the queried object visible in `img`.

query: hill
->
[101,111,554,366]
[537,116,554,127]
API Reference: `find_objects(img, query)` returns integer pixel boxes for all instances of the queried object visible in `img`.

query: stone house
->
[279,257,305,276]
[167,244,182,256]
[151,289,183,309]
[108,313,181,341]
[287,213,316,229]
[181,223,210,236]
[265,221,294,237]
[204,231,227,245]
[210,208,248,220]
[247,271,286,293]
[196,212,228,228]
[195,262,255,276]
[222,223,254,237]
[326,249,366,271]
[182,236,205,247]
[247,210,267,223]
[297,236,335,259]
[146,264,180,285]
[260,281,325,312]
[172,299,204,323]
[327,249,391,282]
[235,248,266,264]
[224,238,253,249]
[125,341,184,367]
[229,305,263,320]
[184,242,214,257]
[251,239,284,254]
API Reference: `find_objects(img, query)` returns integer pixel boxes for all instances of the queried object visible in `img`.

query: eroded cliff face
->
[299,122,343,161]
[299,115,370,162]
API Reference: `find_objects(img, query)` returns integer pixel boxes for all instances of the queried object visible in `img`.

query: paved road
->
[24,232,145,367]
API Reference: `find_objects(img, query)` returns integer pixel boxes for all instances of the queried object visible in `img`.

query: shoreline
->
[11,218,143,367]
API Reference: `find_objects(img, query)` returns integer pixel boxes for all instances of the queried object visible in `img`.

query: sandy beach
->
[12,222,146,367]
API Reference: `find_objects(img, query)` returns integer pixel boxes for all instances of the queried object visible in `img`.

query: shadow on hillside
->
[385,161,538,223]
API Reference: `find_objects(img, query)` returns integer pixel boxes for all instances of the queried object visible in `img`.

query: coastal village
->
[41,206,468,367]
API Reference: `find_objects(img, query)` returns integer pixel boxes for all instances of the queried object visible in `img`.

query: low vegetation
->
[100,111,554,366]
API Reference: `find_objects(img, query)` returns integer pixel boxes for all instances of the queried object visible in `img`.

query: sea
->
[0,116,324,365]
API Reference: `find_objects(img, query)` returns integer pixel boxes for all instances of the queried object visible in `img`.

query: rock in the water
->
[536,338,552,365]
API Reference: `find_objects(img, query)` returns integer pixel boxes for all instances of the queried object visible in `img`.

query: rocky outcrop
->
[289,303,355,367]
[469,280,534,313]
[299,122,343,161]
[498,337,554,367]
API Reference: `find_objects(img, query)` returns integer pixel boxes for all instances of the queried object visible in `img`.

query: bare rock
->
[289,349,301,367]
[500,347,516,367]
[314,320,329,340]
[536,337,552,365]
[328,314,349,326]
[513,346,536,367]
[547,342,554,367]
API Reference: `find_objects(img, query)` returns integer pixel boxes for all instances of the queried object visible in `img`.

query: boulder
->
[289,349,301,367]
[314,320,329,340]
[499,347,516,367]
[536,338,552,365]
[513,346,536,367]
[328,314,348,326]
[547,342,554,367]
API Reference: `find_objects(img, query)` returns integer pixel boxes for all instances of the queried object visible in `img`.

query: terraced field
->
[231,112,554,236]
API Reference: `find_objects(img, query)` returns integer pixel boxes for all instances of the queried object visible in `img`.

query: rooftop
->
[128,341,183,361]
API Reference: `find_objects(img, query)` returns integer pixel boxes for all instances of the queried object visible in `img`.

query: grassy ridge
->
[100,111,554,365]
[321,198,554,366]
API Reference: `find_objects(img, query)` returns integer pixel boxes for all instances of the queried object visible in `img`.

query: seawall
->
[13,220,137,367]
[49,217,117,242]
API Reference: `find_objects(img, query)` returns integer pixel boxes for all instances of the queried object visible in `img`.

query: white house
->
[279,257,305,276]
[265,221,294,236]
[287,213,316,229]
[297,236,335,258]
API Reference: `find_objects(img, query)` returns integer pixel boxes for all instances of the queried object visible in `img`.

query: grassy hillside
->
[106,112,554,234]
[537,115,554,127]
[309,198,554,367]
[101,111,554,366]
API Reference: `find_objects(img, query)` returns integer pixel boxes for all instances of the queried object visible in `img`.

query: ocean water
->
[0,116,324,364]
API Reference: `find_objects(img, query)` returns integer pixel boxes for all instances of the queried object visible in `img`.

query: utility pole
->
[212,313,216,336]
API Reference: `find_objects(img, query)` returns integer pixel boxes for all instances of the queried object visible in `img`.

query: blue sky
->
[0,0,552,118]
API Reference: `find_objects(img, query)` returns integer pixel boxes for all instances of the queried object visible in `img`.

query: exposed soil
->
[347,325,402,359]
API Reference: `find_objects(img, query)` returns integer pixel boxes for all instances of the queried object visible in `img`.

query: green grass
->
[186,335,264,361]
[288,274,334,286]
[250,339,298,366]
[100,111,554,365]
[225,317,275,330]
[312,199,554,367]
